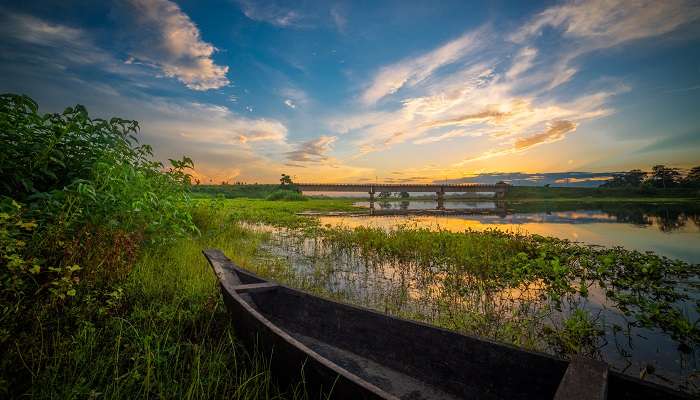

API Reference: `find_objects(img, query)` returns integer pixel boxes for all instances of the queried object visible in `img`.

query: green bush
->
[0,93,196,274]
[266,189,306,201]
[0,94,196,394]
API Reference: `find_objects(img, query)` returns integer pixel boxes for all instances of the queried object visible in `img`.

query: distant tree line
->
[602,165,700,189]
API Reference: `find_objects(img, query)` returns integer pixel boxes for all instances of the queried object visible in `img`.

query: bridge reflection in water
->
[296,182,510,210]
[364,200,508,216]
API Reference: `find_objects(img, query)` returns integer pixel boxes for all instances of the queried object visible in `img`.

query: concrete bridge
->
[296,182,509,208]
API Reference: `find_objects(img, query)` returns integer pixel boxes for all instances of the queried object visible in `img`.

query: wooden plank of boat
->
[203,249,693,400]
[554,356,608,400]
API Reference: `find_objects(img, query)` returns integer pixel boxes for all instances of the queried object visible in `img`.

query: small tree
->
[683,166,700,188]
[280,173,293,186]
[399,191,410,199]
[649,165,680,188]
[378,191,392,199]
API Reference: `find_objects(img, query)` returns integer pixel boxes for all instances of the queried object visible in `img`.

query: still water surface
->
[321,200,700,263]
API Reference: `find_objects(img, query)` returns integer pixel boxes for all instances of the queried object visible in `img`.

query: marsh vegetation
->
[226,209,700,392]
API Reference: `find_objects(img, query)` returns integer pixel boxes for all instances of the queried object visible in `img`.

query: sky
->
[1,0,699,185]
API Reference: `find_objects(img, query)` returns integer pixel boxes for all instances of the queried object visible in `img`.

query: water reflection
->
[359,199,502,211]
[330,201,700,263]
[356,200,700,232]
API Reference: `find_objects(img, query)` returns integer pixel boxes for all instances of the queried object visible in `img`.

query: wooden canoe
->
[203,249,692,400]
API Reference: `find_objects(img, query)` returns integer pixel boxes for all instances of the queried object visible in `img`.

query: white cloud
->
[122,0,229,90]
[326,111,391,135]
[2,12,82,45]
[284,99,296,109]
[151,102,287,145]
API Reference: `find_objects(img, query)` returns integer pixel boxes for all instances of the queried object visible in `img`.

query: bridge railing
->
[295,183,506,187]
[295,183,509,193]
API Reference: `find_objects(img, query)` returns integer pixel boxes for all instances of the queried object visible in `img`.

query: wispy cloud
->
[154,102,287,144]
[120,0,229,90]
[446,172,616,187]
[511,0,700,46]
[0,11,114,67]
[333,0,694,165]
[635,130,700,154]
[455,120,578,164]
[330,5,347,33]
[511,0,700,89]
[505,47,537,80]
[236,0,305,28]
[514,120,577,150]
[360,29,484,105]
[279,87,308,108]
[286,135,336,163]
[346,57,618,159]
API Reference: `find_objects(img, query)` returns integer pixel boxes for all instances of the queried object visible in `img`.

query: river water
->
[318,200,700,264]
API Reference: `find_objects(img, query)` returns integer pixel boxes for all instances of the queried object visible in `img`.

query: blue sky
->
[1,0,699,184]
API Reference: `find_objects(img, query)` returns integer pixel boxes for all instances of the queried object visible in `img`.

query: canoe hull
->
[219,281,390,399]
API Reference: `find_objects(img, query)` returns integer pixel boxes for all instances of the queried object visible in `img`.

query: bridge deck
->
[296,183,508,193]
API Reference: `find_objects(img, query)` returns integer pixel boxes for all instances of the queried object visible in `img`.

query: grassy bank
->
[192,184,280,199]
[193,198,357,227]
[3,200,317,398]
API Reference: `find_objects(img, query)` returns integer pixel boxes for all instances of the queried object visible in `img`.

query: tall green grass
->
[8,202,327,399]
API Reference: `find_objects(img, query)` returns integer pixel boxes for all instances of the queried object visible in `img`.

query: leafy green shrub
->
[0,94,197,394]
[1,94,139,200]
[0,93,196,276]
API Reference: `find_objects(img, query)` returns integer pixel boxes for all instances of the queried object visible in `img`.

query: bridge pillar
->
[436,189,445,210]
[494,181,508,199]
